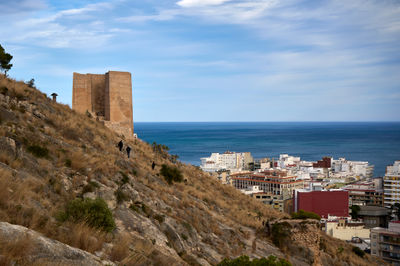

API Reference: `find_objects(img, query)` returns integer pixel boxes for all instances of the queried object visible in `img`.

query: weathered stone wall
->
[72,71,134,138]
[72,73,92,114]
[106,71,133,135]
[89,74,106,116]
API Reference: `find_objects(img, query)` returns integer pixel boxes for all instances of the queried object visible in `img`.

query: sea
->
[134,122,400,177]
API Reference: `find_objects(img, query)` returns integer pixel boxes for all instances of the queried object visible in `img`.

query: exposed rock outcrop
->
[0,222,114,266]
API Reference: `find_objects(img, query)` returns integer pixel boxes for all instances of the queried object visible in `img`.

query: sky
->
[1,0,399,122]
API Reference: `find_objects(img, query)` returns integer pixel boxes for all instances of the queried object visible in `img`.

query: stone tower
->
[72,71,133,138]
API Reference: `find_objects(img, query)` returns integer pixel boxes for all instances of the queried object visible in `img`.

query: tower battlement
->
[72,71,133,138]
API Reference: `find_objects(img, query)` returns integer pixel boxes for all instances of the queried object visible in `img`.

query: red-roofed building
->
[293,189,349,218]
[313,157,332,168]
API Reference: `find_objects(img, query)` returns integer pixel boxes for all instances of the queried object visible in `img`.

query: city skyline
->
[1,0,400,122]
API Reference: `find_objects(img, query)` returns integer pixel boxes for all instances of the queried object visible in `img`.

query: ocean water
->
[134,122,400,177]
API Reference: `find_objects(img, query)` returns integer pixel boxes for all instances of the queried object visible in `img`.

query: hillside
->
[0,74,383,265]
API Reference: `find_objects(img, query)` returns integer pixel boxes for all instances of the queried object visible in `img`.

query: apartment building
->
[342,180,384,207]
[200,151,253,172]
[232,170,303,213]
[384,161,400,207]
[232,169,303,196]
[371,221,400,264]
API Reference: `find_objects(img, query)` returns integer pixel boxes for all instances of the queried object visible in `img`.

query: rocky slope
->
[0,74,383,265]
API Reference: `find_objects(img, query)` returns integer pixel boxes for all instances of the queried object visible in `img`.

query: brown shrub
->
[0,233,33,265]
[55,222,107,254]
[0,168,13,208]
[70,151,87,172]
[110,233,132,262]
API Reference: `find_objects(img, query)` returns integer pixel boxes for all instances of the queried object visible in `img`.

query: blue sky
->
[1,0,399,122]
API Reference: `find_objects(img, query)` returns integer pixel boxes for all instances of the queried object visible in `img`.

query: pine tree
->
[0,44,13,75]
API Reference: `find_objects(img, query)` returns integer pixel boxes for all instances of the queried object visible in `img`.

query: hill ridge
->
[0,74,382,265]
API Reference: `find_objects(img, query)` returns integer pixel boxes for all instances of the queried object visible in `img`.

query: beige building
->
[232,170,303,196]
[371,221,400,264]
[324,220,370,241]
[72,71,134,138]
[232,170,303,213]
[253,192,292,213]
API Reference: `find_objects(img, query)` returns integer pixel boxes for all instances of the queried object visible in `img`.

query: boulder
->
[0,222,114,266]
[0,136,19,158]
[0,106,16,122]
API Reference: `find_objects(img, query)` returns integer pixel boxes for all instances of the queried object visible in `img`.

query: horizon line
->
[134,121,400,123]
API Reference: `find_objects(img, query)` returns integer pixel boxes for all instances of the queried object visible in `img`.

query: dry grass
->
[0,153,10,165]
[319,233,381,265]
[0,168,13,209]
[69,151,87,173]
[55,222,108,253]
[110,233,132,262]
[0,233,33,266]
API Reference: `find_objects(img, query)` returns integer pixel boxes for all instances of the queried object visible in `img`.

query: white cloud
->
[1,1,123,49]
[176,0,231,8]
[119,0,280,24]
[118,9,181,22]
[58,2,113,16]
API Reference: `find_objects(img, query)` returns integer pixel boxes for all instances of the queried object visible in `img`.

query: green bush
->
[153,213,165,223]
[129,203,140,213]
[291,209,321,220]
[0,86,8,95]
[65,158,72,167]
[129,202,154,218]
[141,203,153,217]
[352,246,365,257]
[218,255,291,266]
[181,233,188,241]
[114,188,129,204]
[337,246,344,253]
[57,198,115,232]
[119,171,129,185]
[271,222,292,249]
[82,181,99,194]
[27,144,49,158]
[160,164,183,184]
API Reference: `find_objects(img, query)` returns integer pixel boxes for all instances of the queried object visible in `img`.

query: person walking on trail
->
[126,146,131,158]
[118,140,123,151]
[152,161,156,170]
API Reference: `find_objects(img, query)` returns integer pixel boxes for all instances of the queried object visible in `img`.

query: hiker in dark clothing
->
[126,146,131,158]
[118,140,123,151]
[152,161,156,170]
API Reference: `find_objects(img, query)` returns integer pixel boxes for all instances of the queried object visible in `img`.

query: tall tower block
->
[72,71,134,139]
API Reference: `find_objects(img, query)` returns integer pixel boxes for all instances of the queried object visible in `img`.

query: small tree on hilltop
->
[0,44,13,76]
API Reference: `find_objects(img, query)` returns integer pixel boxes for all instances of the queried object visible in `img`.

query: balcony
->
[381,251,400,262]
[381,245,400,254]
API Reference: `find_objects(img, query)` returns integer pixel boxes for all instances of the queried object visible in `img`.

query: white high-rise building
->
[331,158,374,178]
[200,151,253,172]
[384,161,400,207]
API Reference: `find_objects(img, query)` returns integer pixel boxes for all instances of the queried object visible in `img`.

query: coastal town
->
[201,152,400,264]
